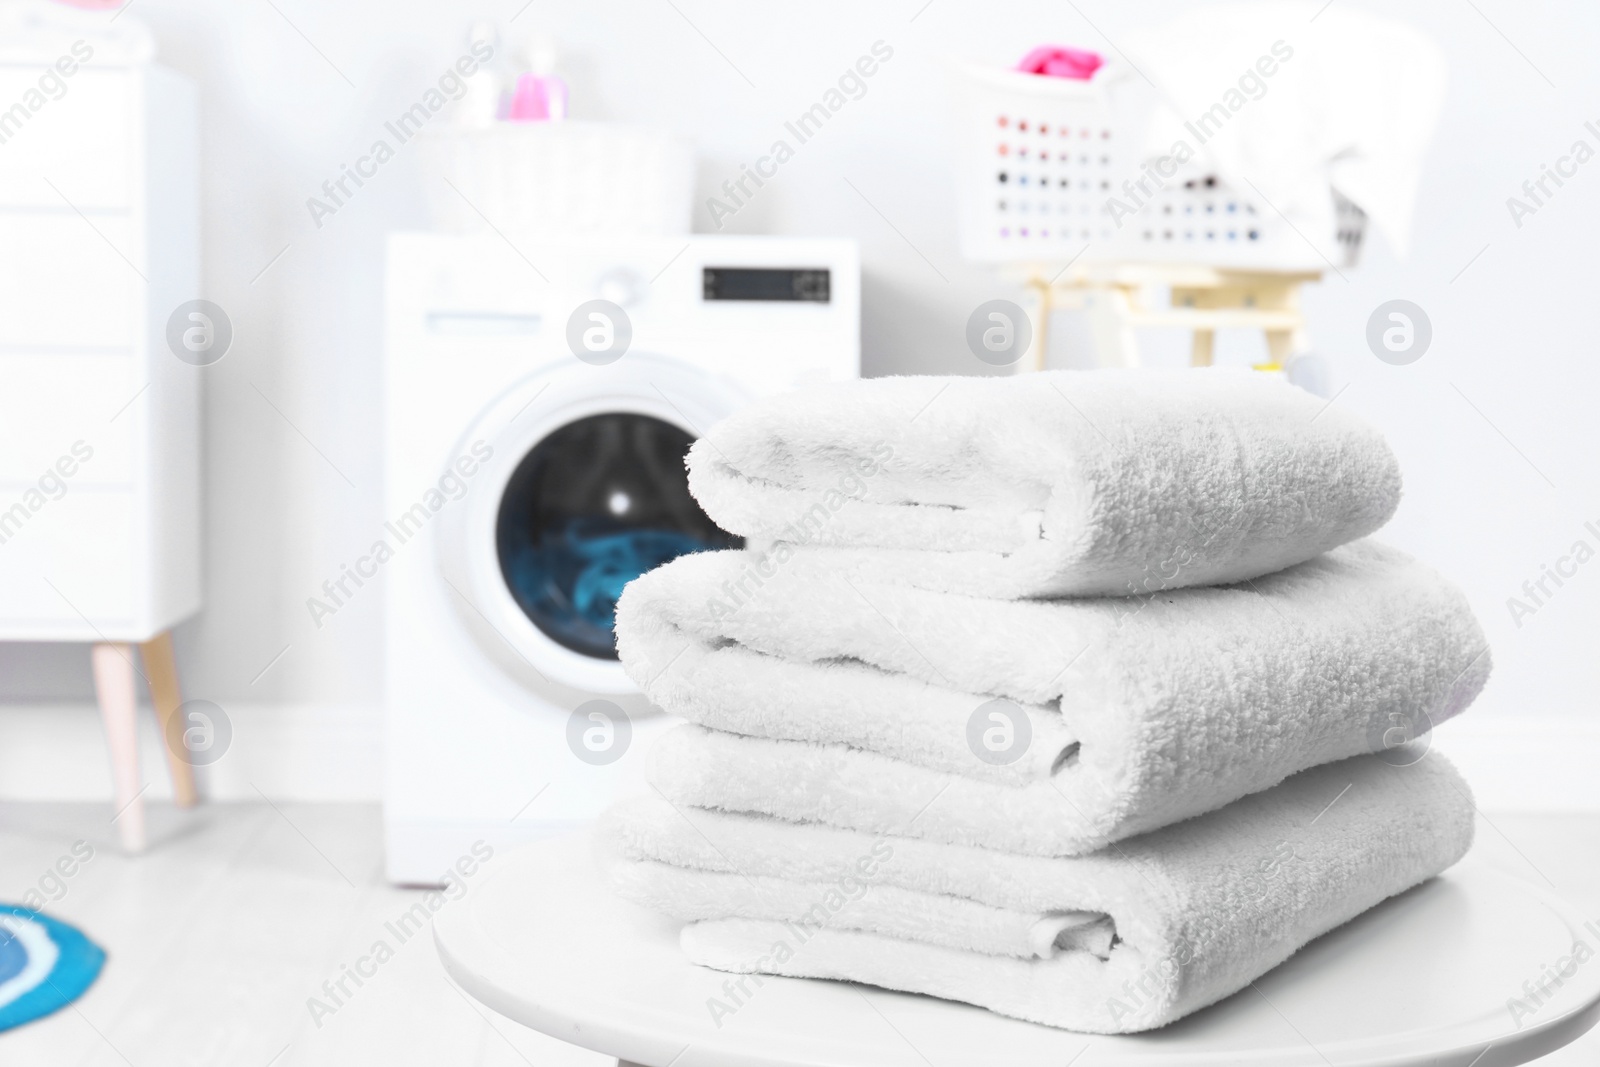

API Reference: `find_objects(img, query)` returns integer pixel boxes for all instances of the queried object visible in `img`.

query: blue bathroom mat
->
[0,905,105,1031]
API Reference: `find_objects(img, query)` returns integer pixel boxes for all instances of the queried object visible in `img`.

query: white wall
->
[2,0,1596,804]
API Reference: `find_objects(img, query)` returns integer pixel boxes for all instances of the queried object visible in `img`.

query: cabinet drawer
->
[0,352,137,484]
[0,67,132,209]
[0,213,142,347]
[0,488,136,626]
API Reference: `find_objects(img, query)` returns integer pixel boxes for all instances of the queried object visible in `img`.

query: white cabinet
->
[0,67,133,209]
[0,62,200,643]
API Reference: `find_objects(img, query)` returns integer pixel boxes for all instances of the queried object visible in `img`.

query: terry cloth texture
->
[618,540,1489,853]
[685,369,1402,599]
[600,754,1474,1033]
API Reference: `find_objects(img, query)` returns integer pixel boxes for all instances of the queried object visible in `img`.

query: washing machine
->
[382,233,859,884]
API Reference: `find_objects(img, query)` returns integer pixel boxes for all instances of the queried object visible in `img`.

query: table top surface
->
[434,833,1600,1067]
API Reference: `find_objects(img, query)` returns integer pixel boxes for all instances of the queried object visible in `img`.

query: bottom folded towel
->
[610,857,1116,961]
[599,752,1474,1033]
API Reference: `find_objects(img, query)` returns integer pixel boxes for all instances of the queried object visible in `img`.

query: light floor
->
[0,803,1597,1066]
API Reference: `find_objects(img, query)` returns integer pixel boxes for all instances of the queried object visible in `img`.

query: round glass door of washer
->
[436,354,750,694]
[495,412,739,660]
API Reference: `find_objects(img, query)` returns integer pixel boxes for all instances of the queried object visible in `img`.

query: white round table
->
[434,835,1600,1067]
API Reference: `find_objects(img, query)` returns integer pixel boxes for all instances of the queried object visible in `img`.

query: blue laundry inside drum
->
[495,411,739,660]
[503,520,718,657]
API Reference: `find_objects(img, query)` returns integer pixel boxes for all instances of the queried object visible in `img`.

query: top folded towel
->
[687,369,1401,598]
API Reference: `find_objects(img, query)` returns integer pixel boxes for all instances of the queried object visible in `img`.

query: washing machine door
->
[437,354,745,695]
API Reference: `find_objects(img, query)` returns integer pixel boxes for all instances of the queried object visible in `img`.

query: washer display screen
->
[495,413,740,660]
[702,267,830,302]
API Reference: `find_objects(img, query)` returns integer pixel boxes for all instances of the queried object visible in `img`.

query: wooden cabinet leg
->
[1086,286,1140,368]
[1258,280,1309,371]
[1265,327,1309,359]
[91,643,146,853]
[1191,330,1216,367]
[139,630,198,807]
[1024,279,1051,373]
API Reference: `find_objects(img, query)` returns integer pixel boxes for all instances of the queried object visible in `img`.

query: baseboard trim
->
[0,700,382,801]
[384,816,586,887]
[1,703,1595,811]
[1432,716,1600,812]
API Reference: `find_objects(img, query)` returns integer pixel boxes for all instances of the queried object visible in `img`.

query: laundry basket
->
[951,61,1365,270]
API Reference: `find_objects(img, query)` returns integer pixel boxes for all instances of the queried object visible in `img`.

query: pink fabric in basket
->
[1016,45,1103,80]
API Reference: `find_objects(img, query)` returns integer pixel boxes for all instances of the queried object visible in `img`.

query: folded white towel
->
[606,857,1116,961]
[685,369,1401,598]
[601,753,1474,1033]
[619,540,1489,851]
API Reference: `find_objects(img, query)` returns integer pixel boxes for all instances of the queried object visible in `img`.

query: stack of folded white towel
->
[598,369,1491,1034]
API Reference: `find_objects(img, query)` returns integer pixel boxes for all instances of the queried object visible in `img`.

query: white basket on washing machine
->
[418,121,694,239]
[951,61,1365,270]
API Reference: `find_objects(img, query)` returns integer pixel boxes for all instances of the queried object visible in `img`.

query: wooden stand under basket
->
[953,60,1351,374]
[1009,262,1321,373]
